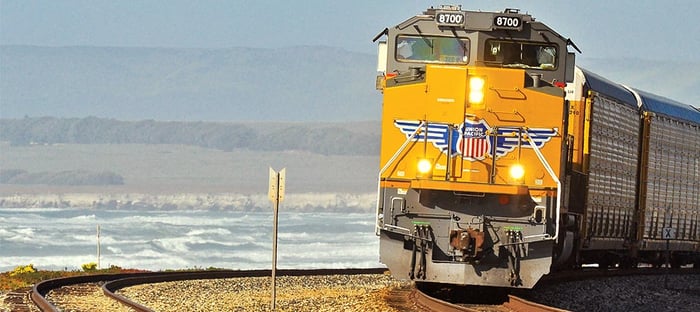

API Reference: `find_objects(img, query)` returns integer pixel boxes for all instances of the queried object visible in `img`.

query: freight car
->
[373,5,699,288]
[566,69,700,269]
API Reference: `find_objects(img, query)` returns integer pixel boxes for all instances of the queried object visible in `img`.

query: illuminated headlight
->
[509,164,525,180]
[417,159,432,174]
[469,76,485,104]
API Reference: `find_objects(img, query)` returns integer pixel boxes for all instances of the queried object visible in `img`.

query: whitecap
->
[186,228,232,236]
[107,246,122,254]
[68,214,96,222]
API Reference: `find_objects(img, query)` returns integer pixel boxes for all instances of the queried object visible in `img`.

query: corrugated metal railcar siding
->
[642,115,700,250]
[585,93,640,248]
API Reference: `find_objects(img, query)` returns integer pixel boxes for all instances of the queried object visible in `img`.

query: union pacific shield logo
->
[457,119,490,160]
[394,118,558,161]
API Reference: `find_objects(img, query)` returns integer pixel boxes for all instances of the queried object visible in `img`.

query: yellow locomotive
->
[373,5,699,288]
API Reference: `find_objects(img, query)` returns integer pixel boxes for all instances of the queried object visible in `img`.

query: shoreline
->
[0,192,377,212]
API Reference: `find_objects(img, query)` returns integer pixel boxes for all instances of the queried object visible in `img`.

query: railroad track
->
[1,287,39,312]
[406,267,699,312]
[11,267,563,312]
[5,267,696,311]
[413,289,566,312]
[28,268,388,312]
[410,283,566,312]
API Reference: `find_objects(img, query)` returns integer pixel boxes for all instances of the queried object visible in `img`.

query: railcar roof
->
[579,67,700,125]
[634,89,700,125]
[578,67,637,107]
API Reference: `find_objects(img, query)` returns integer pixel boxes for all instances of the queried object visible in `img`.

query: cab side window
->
[396,35,469,64]
[484,40,557,70]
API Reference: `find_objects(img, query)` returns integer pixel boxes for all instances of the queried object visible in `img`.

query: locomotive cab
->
[374,5,579,288]
[376,6,576,91]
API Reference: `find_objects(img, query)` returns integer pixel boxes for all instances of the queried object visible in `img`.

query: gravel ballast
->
[527,274,700,312]
[2,271,698,311]
[118,273,408,312]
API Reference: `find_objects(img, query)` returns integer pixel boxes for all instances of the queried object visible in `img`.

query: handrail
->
[375,121,426,235]
[523,129,561,242]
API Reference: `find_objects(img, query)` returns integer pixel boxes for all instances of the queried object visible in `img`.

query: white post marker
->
[663,226,674,288]
[97,224,101,270]
[268,167,285,310]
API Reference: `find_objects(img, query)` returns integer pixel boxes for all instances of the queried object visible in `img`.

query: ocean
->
[0,208,381,272]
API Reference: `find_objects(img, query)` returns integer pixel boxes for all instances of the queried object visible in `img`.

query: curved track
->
[31,268,387,312]
[24,267,699,311]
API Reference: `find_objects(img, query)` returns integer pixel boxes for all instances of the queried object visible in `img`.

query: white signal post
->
[663,225,675,288]
[662,203,675,287]
[96,224,101,270]
[268,167,285,310]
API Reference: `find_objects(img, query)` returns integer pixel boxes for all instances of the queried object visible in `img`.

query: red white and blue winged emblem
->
[394,118,558,161]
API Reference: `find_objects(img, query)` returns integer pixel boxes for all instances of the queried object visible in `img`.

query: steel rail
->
[412,286,567,312]
[26,267,699,311]
[505,294,570,312]
[411,287,472,312]
[31,272,168,312]
[31,268,387,312]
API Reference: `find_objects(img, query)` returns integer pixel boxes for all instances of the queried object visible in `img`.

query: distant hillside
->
[0,46,696,123]
[0,45,381,121]
[0,117,380,156]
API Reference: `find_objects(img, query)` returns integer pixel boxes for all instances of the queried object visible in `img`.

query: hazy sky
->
[2,0,699,63]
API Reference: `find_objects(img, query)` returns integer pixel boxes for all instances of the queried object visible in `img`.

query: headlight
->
[417,158,432,174]
[469,76,485,104]
[509,164,525,180]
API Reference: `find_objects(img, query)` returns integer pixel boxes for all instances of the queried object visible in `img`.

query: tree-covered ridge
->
[0,169,124,185]
[0,117,380,156]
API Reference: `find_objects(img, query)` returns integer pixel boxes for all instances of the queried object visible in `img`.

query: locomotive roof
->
[634,89,700,125]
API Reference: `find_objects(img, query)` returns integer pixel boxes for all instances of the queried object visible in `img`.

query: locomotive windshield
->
[484,40,558,70]
[396,35,469,64]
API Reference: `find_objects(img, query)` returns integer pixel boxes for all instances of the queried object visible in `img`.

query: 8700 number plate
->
[435,11,465,26]
[493,16,522,30]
